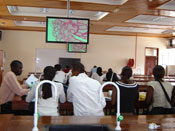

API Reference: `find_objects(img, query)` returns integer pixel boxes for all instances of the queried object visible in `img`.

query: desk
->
[0,114,13,131]
[2,114,175,130]
[12,96,29,110]
[12,96,112,115]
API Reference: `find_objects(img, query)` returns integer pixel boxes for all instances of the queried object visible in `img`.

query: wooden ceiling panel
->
[0,19,16,27]
[0,0,174,37]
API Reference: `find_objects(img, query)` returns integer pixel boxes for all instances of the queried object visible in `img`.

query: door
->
[145,47,158,76]
[0,50,3,85]
[145,56,157,76]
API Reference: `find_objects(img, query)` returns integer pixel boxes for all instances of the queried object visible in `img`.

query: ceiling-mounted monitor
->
[46,17,90,44]
[68,44,87,53]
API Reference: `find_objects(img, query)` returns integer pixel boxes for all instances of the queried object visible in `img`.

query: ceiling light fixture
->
[172,32,175,36]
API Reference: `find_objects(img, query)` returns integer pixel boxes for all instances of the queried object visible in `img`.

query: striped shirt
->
[115,81,138,113]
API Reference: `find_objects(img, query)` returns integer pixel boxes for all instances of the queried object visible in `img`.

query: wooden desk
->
[4,115,175,130]
[12,96,29,110]
[0,114,14,131]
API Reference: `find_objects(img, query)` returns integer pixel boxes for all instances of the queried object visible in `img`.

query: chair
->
[102,84,116,115]
[134,85,154,115]
[59,101,73,115]
[171,86,175,107]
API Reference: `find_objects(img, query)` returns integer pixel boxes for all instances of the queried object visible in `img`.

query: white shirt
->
[147,81,173,109]
[26,81,66,116]
[53,71,66,84]
[91,72,106,84]
[67,73,106,116]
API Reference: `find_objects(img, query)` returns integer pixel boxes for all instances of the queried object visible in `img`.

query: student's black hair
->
[10,60,22,69]
[97,67,103,76]
[153,65,165,81]
[120,66,133,84]
[65,65,69,68]
[54,64,61,71]
[72,62,85,73]
[106,68,113,81]
[121,66,132,79]
[42,66,56,99]
[93,65,97,68]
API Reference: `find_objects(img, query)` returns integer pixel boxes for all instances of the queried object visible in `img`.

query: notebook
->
[25,74,39,87]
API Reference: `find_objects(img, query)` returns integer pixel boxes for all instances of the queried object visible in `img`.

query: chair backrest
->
[102,84,114,92]
[103,84,115,103]
[171,86,175,107]
[135,85,154,108]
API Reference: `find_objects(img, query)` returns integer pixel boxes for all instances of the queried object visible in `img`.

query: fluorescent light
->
[7,6,109,20]
[14,21,46,27]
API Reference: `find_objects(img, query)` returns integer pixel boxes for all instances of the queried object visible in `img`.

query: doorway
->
[0,50,3,85]
[145,47,158,76]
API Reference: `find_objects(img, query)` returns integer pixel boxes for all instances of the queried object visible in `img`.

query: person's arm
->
[25,83,37,102]
[7,73,29,96]
[21,83,29,89]
[58,84,66,103]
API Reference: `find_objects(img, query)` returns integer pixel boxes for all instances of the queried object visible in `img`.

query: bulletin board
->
[35,48,75,71]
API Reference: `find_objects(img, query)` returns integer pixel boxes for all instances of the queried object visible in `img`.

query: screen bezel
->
[68,44,87,53]
[46,17,90,44]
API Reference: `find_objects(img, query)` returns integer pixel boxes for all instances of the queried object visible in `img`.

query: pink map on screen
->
[52,19,88,42]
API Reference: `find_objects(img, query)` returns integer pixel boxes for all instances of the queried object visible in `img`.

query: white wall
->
[0,30,168,79]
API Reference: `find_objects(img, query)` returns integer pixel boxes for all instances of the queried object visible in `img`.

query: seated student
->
[67,62,106,116]
[91,67,106,84]
[0,60,30,113]
[112,66,138,114]
[90,65,97,77]
[105,68,119,82]
[147,65,174,114]
[26,66,66,116]
[63,65,70,73]
[53,64,66,84]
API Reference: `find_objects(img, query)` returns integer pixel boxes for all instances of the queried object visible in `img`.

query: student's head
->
[93,65,97,68]
[65,65,69,69]
[153,65,165,81]
[43,66,56,80]
[54,64,61,71]
[42,66,56,99]
[72,62,85,76]
[97,67,103,76]
[10,60,23,76]
[121,66,132,79]
[108,68,113,73]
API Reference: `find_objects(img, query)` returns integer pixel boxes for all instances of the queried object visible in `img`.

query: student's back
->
[26,66,66,116]
[67,63,106,116]
[112,66,138,113]
[115,81,138,113]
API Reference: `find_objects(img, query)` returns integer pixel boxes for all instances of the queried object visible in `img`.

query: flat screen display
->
[46,17,90,44]
[68,44,87,53]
